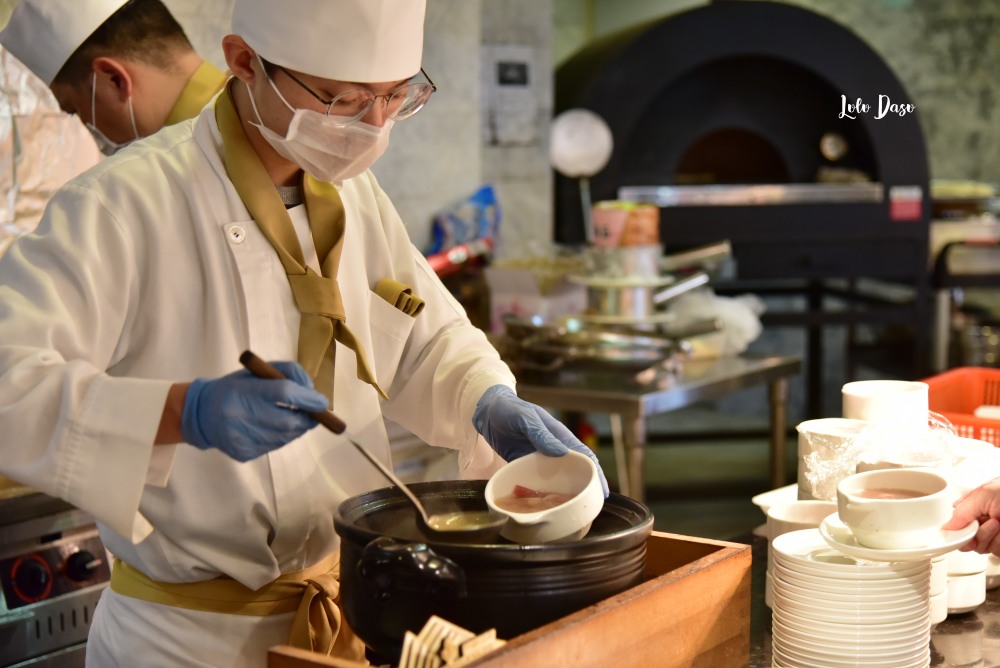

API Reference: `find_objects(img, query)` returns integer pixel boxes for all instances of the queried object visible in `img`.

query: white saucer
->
[819,514,978,562]
[771,529,929,575]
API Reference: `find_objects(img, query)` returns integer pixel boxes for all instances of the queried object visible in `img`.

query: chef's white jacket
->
[0,103,514,663]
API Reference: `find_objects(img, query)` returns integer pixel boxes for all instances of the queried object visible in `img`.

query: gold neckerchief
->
[165,60,228,126]
[214,83,385,401]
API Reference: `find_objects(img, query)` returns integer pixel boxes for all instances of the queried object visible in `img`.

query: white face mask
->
[246,58,393,183]
[86,72,140,156]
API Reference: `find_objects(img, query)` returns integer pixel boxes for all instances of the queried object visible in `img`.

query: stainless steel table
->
[515,355,802,502]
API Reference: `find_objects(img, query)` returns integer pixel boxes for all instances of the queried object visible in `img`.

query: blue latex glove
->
[181,361,328,462]
[473,385,610,497]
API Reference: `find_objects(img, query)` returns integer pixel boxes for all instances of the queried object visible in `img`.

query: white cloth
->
[0,104,514,664]
[0,0,128,85]
[233,0,426,83]
[86,587,295,668]
[0,49,102,251]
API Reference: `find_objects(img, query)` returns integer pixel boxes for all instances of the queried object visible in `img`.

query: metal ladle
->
[239,351,507,542]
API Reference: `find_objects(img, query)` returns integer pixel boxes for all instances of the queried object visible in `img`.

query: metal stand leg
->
[932,288,952,372]
[768,377,790,489]
[806,280,824,419]
[625,416,646,502]
[609,413,646,501]
[609,414,630,498]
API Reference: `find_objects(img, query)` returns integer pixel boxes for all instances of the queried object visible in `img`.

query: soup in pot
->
[425,510,497,531]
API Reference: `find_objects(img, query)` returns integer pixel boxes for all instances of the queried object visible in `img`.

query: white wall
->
[481,0,554,260]
[375,0,484,254]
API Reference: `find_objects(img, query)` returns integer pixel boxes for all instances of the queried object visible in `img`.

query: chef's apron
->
[87,552,366,667]
[87,587,295,668]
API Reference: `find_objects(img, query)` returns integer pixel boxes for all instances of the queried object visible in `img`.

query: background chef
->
[0,0,227,156]
[0,0,608,666]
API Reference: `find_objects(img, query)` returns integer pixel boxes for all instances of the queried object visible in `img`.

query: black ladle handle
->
[238,350,437,529]
[238,350,347,434]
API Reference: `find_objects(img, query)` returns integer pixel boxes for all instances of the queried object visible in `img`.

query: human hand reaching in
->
[942,477,1000,555]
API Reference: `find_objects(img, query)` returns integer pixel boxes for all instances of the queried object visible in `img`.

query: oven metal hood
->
[619,183,885,207]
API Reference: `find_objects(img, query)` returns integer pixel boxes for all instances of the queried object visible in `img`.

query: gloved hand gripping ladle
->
[238,351,506,541]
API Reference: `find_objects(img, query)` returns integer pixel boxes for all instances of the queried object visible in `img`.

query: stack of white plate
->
[771,529,931,668]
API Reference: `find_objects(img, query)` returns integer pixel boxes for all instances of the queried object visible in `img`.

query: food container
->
[569,271,710,325]
[590,201,660,247]
[583,244,663,278]
[334,480,653,663]
[272,530,751,668]
[484,451,604,544]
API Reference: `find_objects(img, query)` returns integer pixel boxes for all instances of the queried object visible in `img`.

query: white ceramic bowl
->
[841,379,929,425]
[987,554,1000,590]
[485,450,604,544]
[751,482,798,515]
[931,554,949,595]
[766,500,837,542]
[930,589,948,625]
[948,570,987,614]
[836,467,953,549]
[947,548,989,576]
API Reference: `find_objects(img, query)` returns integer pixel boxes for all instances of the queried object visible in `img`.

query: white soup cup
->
[836,467,953,550]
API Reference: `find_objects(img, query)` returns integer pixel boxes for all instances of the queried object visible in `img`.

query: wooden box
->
[269,530,751,668]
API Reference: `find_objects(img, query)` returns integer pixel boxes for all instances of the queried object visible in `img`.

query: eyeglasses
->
[270,62,436,127]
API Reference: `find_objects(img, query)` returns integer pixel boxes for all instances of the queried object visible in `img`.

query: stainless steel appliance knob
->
[12,554,53,602]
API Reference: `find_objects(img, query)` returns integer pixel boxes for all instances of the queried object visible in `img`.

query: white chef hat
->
[0,0,129,85]
[232,0,426,84]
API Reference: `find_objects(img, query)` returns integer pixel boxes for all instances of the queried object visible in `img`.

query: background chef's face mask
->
[86,72,140,156]
[247,58,393,183]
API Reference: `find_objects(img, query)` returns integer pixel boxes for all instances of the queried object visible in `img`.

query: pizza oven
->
[554,0,932,415]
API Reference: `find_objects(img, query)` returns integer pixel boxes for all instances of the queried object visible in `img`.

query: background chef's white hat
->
[0,0,129,85]
[232,0,426,83]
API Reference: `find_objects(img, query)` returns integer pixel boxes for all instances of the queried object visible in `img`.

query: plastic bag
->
[425,184,501,255]
[668,288,765,357]
[800,413,960,501]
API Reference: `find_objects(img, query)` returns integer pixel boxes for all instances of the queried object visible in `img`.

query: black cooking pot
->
[334,480,653,662]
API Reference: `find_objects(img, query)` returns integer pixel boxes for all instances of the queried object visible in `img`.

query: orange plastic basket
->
[922,367,1000,446]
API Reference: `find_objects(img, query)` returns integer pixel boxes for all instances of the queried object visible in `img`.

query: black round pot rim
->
[334,479,653,560]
